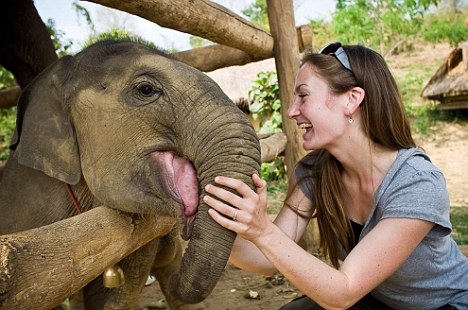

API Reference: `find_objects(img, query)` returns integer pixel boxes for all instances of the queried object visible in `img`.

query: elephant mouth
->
[150,151,199,239]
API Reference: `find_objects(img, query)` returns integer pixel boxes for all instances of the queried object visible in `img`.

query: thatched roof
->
[206,58,276,112]
[421,41,468,110]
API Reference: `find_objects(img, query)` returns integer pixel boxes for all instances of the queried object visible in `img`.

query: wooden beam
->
[259,132,287,163]
[0,86,20,109]
[173,24,313,72]
[0,206,176,309]
[173,45,260,73]
[83,0,273,59]
[267,0,306,178]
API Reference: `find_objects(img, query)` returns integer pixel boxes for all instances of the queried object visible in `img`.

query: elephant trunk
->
[169,103,261,303]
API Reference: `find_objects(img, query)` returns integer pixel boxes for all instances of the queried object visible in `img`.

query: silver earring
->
[348,116,354,124]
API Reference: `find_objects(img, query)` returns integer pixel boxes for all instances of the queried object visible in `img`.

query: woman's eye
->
[137,83,161,97]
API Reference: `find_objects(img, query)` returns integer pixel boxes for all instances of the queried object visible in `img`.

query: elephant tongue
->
[154,152,199,238]
[172,154,199,218]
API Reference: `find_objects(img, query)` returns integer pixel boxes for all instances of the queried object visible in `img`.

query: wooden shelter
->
[421,41,468,110]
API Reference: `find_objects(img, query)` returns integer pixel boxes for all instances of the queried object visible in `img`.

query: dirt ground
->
[137,43,468,309]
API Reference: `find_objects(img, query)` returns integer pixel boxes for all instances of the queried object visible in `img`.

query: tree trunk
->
[266,0,318,252]
[0,206,176,309]
[266,0,307,178]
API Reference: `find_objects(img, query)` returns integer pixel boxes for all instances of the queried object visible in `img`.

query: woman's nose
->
[287,100,299,119]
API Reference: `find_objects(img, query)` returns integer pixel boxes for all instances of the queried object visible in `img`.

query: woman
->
[203,42,468,309]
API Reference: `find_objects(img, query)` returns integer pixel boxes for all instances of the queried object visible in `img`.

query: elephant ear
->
[10,55,82,185]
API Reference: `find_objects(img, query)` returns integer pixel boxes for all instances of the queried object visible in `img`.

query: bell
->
[103,265,125,288]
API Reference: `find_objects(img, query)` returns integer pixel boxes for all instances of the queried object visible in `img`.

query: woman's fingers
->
[203,193,232,216]
[204,182,245,210]
[253,174,267,196]
[204,195,243,232]
[253,174,266,189]
[212,176,257,198]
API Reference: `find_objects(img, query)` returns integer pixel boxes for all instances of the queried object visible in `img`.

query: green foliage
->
[83,29,157,49]
[248,71,282,134]
[332,0,440,54]
[261,157,286,182]
[307,18,334,51]
[394,61,456,135]
[0,68,16,90]
[248,71,286,182]
[266,178,287,215]
[189,36,212,49]
[241,0,269,30]
[0,107,16,161]
[72,1,95,34]
[422,7,468,46]
[45,18,73,57]
[451,207,468,245]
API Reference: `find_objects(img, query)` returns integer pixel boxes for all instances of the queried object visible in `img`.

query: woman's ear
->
[346,86,365,115]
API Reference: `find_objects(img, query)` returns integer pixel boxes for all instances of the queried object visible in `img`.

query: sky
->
[34,0,336,53]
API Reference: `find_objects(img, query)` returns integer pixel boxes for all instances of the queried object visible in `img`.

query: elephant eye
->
[137,82,162,98]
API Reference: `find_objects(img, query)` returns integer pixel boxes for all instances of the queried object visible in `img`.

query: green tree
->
[307,18,334,51]
[422,4,468,46]
[45,19,73,57]
[241,0,269,30]
[333,0,440,54]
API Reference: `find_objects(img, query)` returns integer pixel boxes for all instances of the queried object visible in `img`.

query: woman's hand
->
[204,174,271,242]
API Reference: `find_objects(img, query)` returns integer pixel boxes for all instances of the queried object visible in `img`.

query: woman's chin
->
[302,141,316,151]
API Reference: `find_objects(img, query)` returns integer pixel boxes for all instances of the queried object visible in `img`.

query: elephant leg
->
[151,233,206,310]
[82,238,160,310]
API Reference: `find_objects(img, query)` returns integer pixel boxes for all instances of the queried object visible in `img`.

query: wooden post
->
[0,206,176,309]
[266,0,306,178]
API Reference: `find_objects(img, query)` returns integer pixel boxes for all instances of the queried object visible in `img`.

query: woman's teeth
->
[299,123,313,129]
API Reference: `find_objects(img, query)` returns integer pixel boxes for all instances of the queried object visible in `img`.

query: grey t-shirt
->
[295,147,468,309]
[361,147,468,309]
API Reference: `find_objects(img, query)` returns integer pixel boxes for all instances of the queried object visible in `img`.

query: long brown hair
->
[293,45,416,268]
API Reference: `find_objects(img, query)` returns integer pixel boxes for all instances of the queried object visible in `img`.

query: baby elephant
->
[0,40,260,309]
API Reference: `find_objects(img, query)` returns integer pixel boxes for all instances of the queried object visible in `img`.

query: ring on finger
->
[232,209,238,221]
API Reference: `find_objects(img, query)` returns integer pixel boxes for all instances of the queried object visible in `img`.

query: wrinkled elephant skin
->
[0,40,261,309]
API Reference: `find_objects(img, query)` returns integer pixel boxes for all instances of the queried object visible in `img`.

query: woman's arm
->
[205,175,434,309]
[254,217,433,309]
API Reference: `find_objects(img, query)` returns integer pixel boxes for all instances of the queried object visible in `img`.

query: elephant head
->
[10,40,261,303]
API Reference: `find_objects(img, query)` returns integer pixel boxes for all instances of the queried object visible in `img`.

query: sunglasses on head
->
[319,41,352,72]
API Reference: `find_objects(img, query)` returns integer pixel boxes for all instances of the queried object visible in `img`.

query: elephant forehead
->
[137,54,212,84]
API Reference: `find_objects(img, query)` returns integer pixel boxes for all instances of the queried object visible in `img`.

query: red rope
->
[65,183,82,214]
